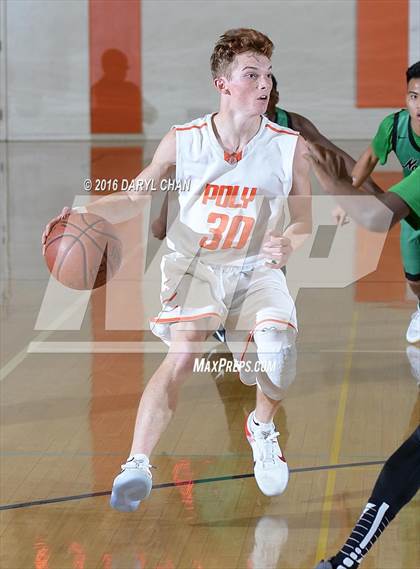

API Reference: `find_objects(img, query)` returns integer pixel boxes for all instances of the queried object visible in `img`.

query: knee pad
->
[253,326,297,399]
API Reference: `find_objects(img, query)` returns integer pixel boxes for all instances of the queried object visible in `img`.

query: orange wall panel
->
[357,0,408,107]
[90,0,142,133]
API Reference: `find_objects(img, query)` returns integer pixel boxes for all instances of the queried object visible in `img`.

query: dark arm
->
[290,113,383,195]
[305,143,410,232]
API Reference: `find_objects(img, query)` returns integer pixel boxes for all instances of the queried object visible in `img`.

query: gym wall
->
[3,0,419,140]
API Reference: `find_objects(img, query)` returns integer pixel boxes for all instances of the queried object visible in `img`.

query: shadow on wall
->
[91,48,141,133]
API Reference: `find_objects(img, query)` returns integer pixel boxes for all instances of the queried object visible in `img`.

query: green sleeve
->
[371,114,395,165]
[389,168,420,230]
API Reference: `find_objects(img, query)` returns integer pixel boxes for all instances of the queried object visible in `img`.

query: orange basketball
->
[43,212,122,290]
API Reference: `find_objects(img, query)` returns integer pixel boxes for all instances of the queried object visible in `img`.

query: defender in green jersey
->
[305,150,420,569]
[352,61,420,343]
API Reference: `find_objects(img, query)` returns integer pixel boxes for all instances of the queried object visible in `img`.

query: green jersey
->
[372,110,420,277]
[389,168,420,230]
[274,107,293,129]
[372,109,420,177]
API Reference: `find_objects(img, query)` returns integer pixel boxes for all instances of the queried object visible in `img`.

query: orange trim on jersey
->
[265,124,298,136]
[176,124,207,131]
[224,150,243,164]
[240,318,297,362]
[150,311,222,324]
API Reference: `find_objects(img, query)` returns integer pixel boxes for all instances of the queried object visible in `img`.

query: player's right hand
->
[262,232,292,269]
[332,205,350,226]
[41,206,73,254]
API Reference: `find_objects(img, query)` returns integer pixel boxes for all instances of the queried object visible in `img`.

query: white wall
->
[5,0,419,141]
[142,0,409,139]
[7,0,89,140]
[409,0,420,65]
[6,141,91,279]
[0,0,6,140]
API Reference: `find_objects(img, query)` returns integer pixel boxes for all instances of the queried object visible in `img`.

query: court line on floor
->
[0,458,385,511]
[315,310,359,563]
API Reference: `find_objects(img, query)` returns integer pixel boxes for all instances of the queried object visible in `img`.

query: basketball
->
[43,212,122,290]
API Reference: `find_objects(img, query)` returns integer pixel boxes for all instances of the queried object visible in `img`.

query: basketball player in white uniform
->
[42,28,312,511]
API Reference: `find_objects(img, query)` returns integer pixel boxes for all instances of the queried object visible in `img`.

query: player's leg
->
[110,318,214,512]
[254,325,297,400]
[254,381,283,423]
[245,326,297,496]
[227,268,297,496]
[129,321,212,456]
[316,426,420,568]
[400,221,420,343]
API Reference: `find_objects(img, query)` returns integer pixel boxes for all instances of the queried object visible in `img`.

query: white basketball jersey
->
[166,113,299,267]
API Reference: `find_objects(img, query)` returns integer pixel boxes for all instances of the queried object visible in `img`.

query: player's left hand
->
[263,232,292,269]
[41,206,72,255]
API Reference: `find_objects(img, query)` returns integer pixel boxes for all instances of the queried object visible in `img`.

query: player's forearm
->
[336,150,382,195]
[321,178,396,232]
[352,147,378,188]
[359,176,383,196]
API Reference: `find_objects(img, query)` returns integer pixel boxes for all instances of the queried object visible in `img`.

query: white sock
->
[128,453,149,463]
[252,411,274,431]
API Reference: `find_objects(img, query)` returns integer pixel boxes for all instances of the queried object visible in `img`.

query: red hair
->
[210,28,273,79]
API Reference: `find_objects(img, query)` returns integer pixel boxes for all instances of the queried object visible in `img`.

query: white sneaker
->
[110,454,153,512]
[406,305,420,343]
[406,346,420,386]
[245,411,289,496]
